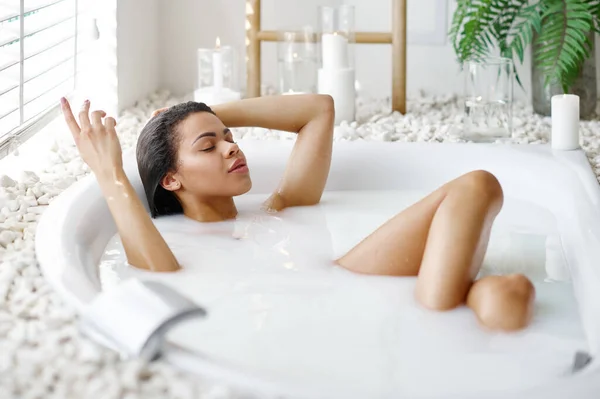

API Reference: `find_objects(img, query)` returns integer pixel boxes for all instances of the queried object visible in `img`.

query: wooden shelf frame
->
[245,0,407,113]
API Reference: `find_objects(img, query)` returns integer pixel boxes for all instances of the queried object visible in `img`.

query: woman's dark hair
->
[136,101,215,218]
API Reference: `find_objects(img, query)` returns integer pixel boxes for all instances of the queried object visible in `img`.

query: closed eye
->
[225,129,235,143]
[201,146,215,152]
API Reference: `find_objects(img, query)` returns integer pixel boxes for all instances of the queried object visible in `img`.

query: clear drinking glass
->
[277,27,318,94]
[463,57,514,142]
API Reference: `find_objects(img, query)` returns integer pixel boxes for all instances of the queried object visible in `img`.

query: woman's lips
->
[229,164,249,173]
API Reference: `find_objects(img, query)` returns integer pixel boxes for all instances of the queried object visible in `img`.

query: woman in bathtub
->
[60,95,535,331]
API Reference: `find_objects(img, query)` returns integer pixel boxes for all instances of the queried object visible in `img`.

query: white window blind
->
[0,0,94,157]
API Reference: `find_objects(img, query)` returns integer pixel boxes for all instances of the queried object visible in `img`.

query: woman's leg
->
[336,170,504,310]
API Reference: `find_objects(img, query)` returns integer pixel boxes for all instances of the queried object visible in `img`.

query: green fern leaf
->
[449,0,504,64]
[535,0,594,92]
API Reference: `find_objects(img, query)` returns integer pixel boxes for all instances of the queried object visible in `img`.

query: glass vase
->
[317,4,356,124]
[277,27,318,94]
[463,57,514,142]
[195,42,241,105]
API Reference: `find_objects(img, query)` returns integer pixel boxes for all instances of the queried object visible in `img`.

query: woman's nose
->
[224,141,239,157]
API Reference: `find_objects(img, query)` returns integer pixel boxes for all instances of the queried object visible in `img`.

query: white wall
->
[112,1,600,107]
[116,0,160,110]
[158,0,246,97]
[155,0,537,100]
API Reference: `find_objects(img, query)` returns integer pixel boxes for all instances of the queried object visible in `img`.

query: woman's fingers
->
[151,107,169,118]
[105,116,117,130]
[79,100,92,130]
[91,110,106,126]
[60,97,81,136]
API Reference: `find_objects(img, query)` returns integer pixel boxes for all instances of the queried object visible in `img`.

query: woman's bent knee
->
[467,274,535,331]
[458,170,504,208]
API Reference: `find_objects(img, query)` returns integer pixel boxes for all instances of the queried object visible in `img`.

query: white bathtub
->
[36,141,600,399]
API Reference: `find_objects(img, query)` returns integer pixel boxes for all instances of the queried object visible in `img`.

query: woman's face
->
[170,112,252,198]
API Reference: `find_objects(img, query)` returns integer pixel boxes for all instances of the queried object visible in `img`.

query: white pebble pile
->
[0,89,599,398]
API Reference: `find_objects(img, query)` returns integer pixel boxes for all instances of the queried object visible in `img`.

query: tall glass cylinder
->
[463,57,514,142]
[318,5,355,70]
[317,5,356,124]
[195,41,241,105]
[277,27,318,94]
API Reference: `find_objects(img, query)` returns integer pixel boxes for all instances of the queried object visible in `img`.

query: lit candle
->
[212,37,224,91]
[321,32,348,70]
[551,94,580,150]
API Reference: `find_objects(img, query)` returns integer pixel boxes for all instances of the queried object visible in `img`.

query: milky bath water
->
[99,189,586,397]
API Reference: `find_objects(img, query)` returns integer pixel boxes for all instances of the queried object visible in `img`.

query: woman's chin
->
[233,179,252,196]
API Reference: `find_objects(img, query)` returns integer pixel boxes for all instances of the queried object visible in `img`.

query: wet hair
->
[136,101,216,218]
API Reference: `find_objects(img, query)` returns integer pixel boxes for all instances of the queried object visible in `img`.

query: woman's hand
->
[60,98,123,179]
[151,107,169,118]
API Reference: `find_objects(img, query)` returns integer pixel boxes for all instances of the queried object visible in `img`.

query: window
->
[0,0,94,158]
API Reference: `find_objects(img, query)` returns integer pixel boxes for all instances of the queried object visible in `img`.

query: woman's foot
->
[466,274,536,331]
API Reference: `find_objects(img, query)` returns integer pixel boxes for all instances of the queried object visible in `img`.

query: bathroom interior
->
[1,0,600,398]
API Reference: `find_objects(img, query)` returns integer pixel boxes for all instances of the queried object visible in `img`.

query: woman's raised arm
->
[60,98,180,272]
[211,94,335,210]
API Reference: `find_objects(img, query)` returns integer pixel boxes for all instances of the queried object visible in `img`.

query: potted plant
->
[450,0,599,118]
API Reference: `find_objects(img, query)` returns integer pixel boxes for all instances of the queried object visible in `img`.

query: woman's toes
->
[466,274,536,331]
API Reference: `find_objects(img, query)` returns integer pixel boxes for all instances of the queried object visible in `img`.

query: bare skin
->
[60,94,334,272]
[336,169,536,330]
[61,95,535,331]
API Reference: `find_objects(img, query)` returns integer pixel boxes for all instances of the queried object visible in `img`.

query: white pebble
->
[54,177,76,189]
[36,194,50,205]
[6,200,19,212]
[26,206,46,215]
[78,340,103,363]
[20,171,39,186]
[21,196,38,207]
[10,238,23,250]
[40,185,61,196]
[7,322,25,343]
[31,184,44,199]
[0,175,16,188]
[23,214,36,222]
[68,162,85,176]
[0,189,15,204]
[2,220,27,231]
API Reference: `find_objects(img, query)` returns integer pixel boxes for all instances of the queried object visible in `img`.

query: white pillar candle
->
[321,33,349,70]
[212,37,224,91]
[318,68,355,124]
[551,94,580,150]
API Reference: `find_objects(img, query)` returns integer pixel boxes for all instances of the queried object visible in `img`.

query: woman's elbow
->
[151,263,181,273]
[128,258,181,273]
[318,94,335,116]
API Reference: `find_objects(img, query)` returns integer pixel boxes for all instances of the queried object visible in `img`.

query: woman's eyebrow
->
[192,132,216,145]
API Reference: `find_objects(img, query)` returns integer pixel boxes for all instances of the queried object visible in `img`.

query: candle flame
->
[215,37,221,49]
